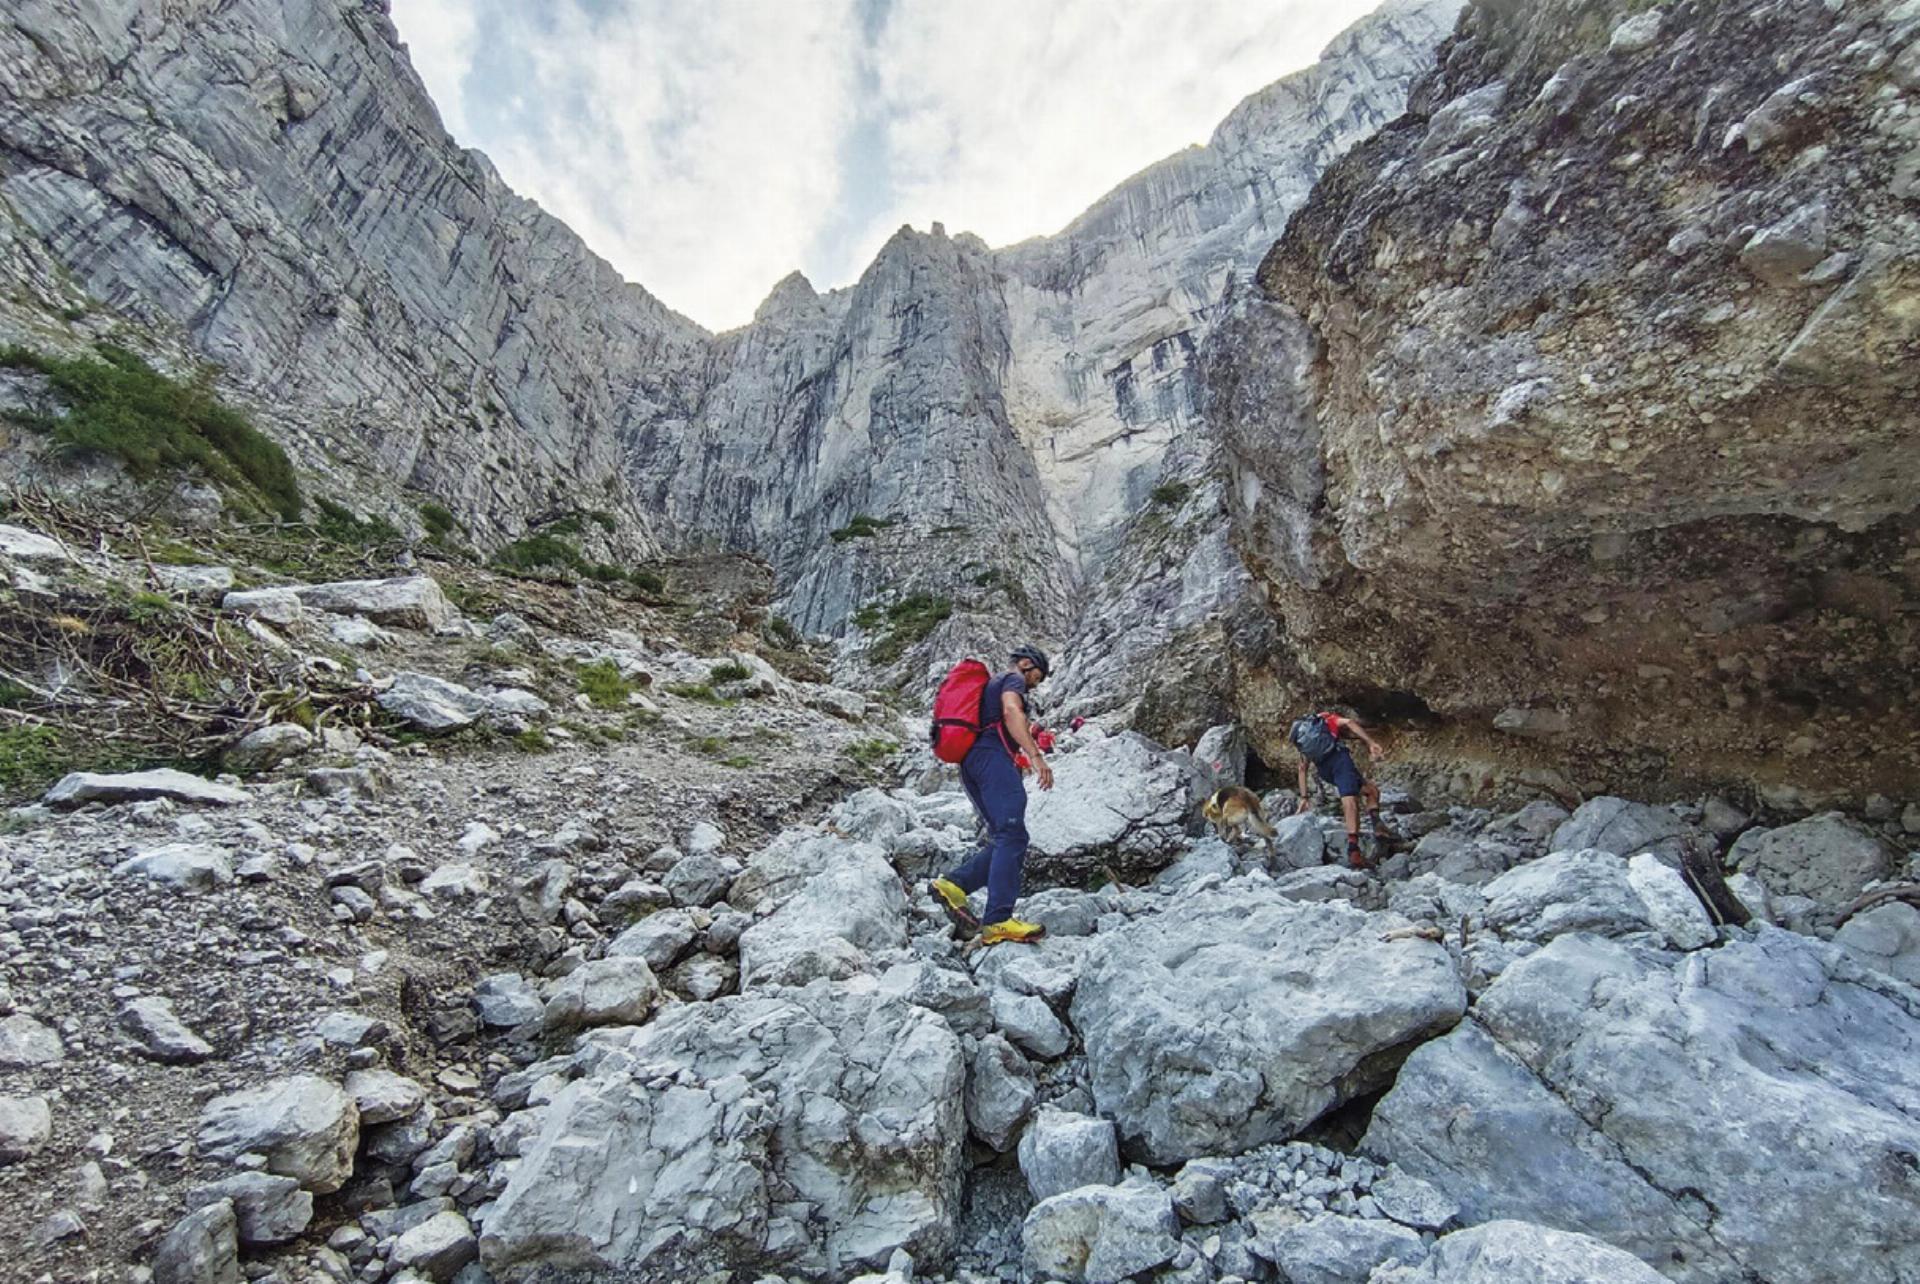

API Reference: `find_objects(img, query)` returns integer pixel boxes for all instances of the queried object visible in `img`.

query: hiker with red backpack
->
[926,645,1054,945]
[1290,709,1392,869]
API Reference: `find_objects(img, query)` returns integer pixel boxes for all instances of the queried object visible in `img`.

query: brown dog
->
[1202,784,1276,858]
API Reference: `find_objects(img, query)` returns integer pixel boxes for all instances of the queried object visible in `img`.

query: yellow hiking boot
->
[928,878,979,932]
[980,918,1046,946]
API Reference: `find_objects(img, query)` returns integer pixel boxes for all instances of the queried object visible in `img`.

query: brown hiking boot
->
[1347,842,1370,871]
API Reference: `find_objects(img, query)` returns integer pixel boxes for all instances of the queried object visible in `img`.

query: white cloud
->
[866,0,1382,253]
[393,0,1387,330]
[395,0,478,139]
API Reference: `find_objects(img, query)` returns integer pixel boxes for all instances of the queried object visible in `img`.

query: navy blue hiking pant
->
[946,732,1028,924]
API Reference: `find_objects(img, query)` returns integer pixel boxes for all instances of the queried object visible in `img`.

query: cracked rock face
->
[1073,887,1466,1164]
[1216,0,1920,803]
[1365,928,1920,1284]
[0,0,1463,725]
[484,980,966,1279]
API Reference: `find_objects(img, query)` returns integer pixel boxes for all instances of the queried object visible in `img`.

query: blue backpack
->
[1289,714,1339,764]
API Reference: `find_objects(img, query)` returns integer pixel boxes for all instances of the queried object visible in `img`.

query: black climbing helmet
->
[1010,644,1052,678]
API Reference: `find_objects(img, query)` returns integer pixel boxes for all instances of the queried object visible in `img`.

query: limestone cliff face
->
[0,0,1463,706]
[1215,0,1920,802]
[650,0,1467,695]
[0,0,707,550]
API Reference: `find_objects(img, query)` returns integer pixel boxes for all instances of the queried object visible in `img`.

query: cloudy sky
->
[393,0,1383,331]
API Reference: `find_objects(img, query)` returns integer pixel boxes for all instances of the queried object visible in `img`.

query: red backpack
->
[931,658,991,763]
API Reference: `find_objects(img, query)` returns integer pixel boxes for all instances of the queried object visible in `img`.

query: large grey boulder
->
[0,1014,65,1068]
[390,1209,478,1280]
[186,1172,313,1245]
[1017,1107,1121,1201]
[1729,813,1894,906]
[44,768,248,808]
[1270,813,1333,870]
[1365,929,1920,1284]
[1073,887,1465,1163]
[113,843,235,893]
[197,1075,360,1193]
[1835,901,1920,987]
[990,987,1072,1059]
[0,1094,52,1162]
[473,973,544,1028]
[664,850,736,907]
[377,672,489,734]
[1259,1213,1426,1283]
[607,909,701,971]
[1371,1220,1669,1284]
[0,523,72,563]
[1548,797,1692,861]
[221,587,304,626]
[291,576,457,631]
[1025,731,1199,880]
[542,957,660,1031]
[876,959,993,1037]
[119,995,215,1063]
[343,1069,426,1124]
[483,982,965,1278]
[223,723,313,773]
[1021,1181,1182,1283]
[1479,849,1710,949]
[965,1033,1036,1152]
[152,1199,242,1284]
[737,839,906,989]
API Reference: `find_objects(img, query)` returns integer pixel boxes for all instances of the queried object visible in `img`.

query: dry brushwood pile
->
[0,498,393,788]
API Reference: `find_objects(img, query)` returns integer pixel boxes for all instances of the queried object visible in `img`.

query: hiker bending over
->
[1291,709,1390,869]
[930,645,1053,944]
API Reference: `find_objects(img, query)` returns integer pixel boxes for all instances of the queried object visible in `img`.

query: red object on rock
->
[1035,729,1056,752]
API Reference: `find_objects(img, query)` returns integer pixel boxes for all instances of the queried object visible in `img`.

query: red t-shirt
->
[1319,712,1345,739]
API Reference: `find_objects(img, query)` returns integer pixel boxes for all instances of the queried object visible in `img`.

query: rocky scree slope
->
[8,584,1920,1284]
[1212,0,1920,803]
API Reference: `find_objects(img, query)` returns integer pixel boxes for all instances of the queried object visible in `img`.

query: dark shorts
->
[1316,746,1364,797]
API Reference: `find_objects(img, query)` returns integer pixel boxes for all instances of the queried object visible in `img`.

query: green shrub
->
[587,510,616,533]
[575,660,634,709]
[628,568,666,595]
[709,660,751,684]
[721,753,755,769]
[514,727,552,753]
[764,616,802,648]
[315,497,401,547]
[830,514,896,543]
[665,682,726,705]
[851,603,886,631]
[420,502,458,537]
[869,594,953,664]
[0,725,65,799]
[847,738,899,767]
[1150,480,1192,508]
[493,531,584,575]
[127,590,178,625]
[0,344,302,519]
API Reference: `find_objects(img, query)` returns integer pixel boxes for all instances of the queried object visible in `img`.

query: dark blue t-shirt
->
[980,672,1028,728]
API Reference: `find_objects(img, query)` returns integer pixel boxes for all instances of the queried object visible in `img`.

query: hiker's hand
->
[1295,797,1312,815]
[1370,744,1388,763]
[1036,759,1054,791]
